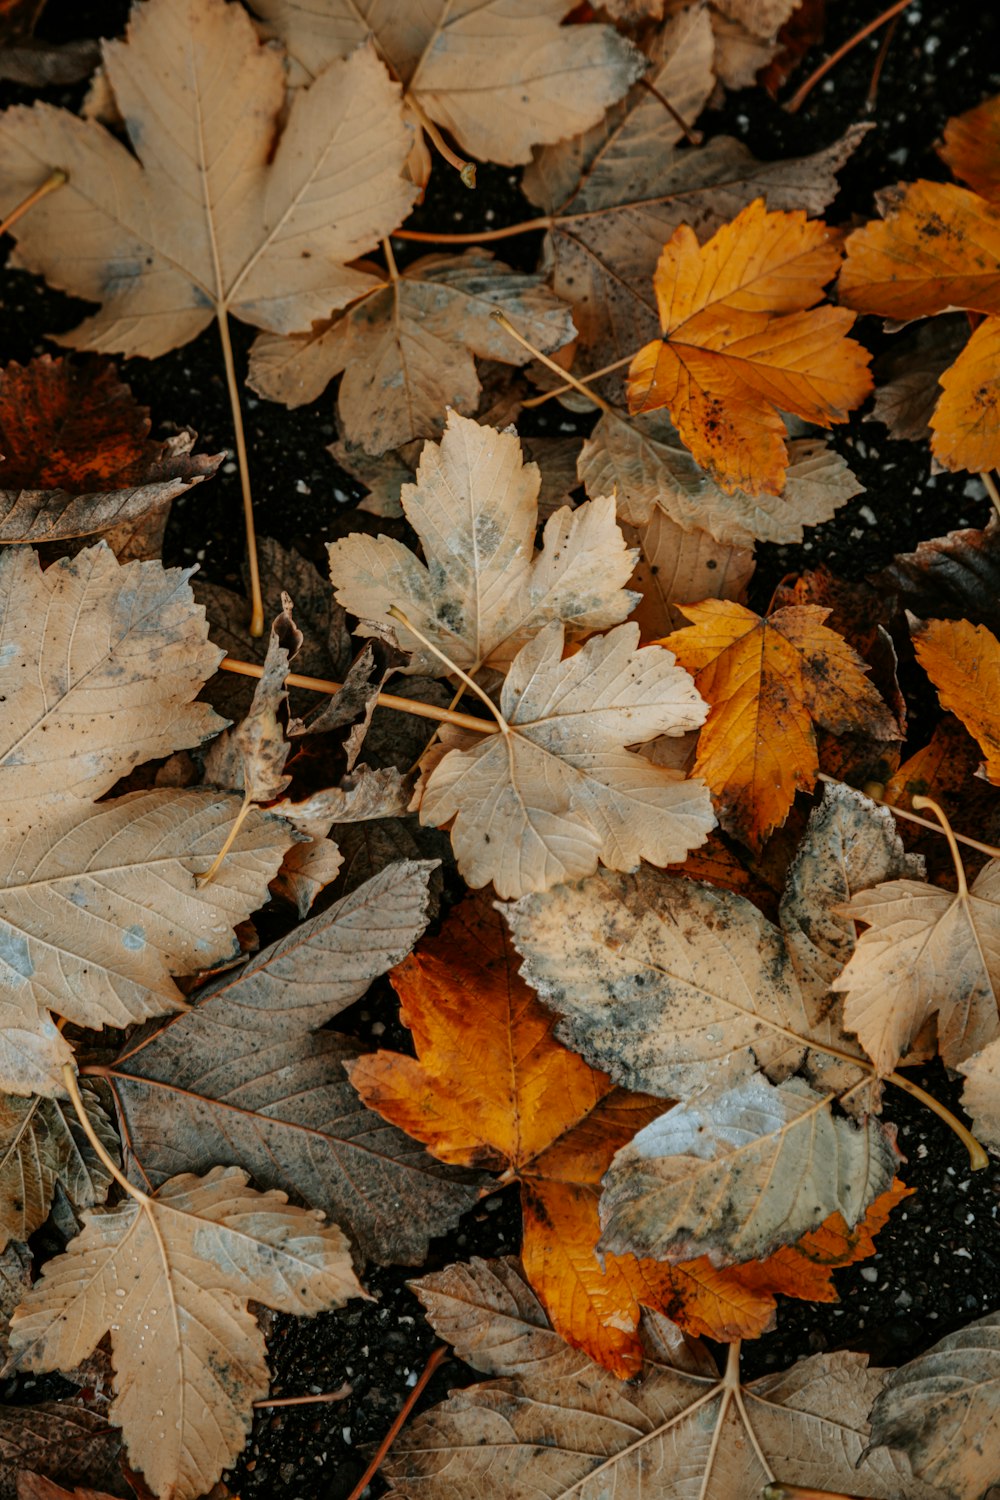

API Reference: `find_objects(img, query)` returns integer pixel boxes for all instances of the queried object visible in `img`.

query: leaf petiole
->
[887,1070,988,1170]
[0,168,67,239]
[387,605,510,732]
[406,95,476,188]
[61,1063,151,1208]
[217,310,264,637]
[490,310,616,415]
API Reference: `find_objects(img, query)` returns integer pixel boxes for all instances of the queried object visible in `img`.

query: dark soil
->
[2,1,1000,1497]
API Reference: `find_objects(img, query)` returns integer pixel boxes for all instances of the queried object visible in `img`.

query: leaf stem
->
[763,1485,876,1499]
[253,1385,352,1408]
[343,1345,450,1500]
[982,471,1000,523]
[382,235,400,282]
[219,656,500,735]
[392,217,552,244]
[638,76,703,145]
[406,95,476,188]
[197,792,253,887]
[388,606,510,732]
[0,168,67,238]
[784,0,914,113]
[520,353,634,408]
[61,1064,150,1207]
[217,310,264,637]
[887,1069,989,1170]
[911,794,968,897]
[490,310,615,415]
[816,772,1000,859]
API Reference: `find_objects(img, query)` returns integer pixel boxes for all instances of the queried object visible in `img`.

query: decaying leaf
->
[5,1166,364,1500]
[627,200,871,495]
[416,622,714,897]
[868,318,969,444]
[0,1086,117,1252]
[383,1256,937,1499]
[0,1405,124,1500]
[249,250,576,456]
[0,357,221,550]
[866,1310,1000,1499]
[663,599,898,850]
[622,510,755,640]
[329,411,637,676]
[877,517,1000,637]
[912,615,1000,783]
[250,0,644,170]
[105,862,482,1265]
[0,0,418,358]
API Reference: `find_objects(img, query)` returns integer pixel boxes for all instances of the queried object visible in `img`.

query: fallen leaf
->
[0,357,221,550]
[384,1256,937,1499]
[866,1310,1000,1499]
[912,615,1000,782]
[877,517,1000,636]
[622,510,755,639]
[663,599,898,850]
[250,0,644,170]
[0,1405,124,1500]
[0,1244,31,1341]
[5,1166,364,1500]
[17,1479,119,1500]
[941,93,1000,204]
[0,0,418,358]
[329,411,637,676]
[203,595,301,804]
[579,407,862,547]
[105,861,482,1265]
[0,1086,117,1252]
[960,1037,1000,1152]
[416,621,714,897]
[627,200,871,495]
[868,319,969,443]
[248,250,576,456]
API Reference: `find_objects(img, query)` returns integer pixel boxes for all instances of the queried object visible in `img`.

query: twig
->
[784,0,915,114]
[343,1346,450,1500]
[0,168,67,239]
[521,352,634,408]
[253,1385,352,1408]
[217,311,264,637]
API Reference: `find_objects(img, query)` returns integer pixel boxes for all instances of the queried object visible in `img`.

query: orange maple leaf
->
[627,198,871,497]
[662,599,898,850]
[349,891,906,1371]
[911,617,1000,785]
[839,93,1000,473]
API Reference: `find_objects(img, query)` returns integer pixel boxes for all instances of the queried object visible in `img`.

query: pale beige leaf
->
[833,860,1000,1074]
[0,0,417,357]
[867,1311,1000,1499]
[328,411,637,675]
[385,1259,937,1499]
[0,788,293,1084]
[0,1087,117,1252]
[960,1038,1000,1152]
[711,11,780,89]
[202,595,301,803]
[579,408,863,547]
[251,0,644,167]
[271,768,413,839]
[599,1073,897,1265]
[7,1166,364,1500]
[269,837,344,916]
[623,512,755,639]
[418,622,713,898]
[248,251,576,456]
[0,544,223,830]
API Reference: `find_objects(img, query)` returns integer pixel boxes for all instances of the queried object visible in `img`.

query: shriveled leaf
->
[6,1166,363,1500]
[0,1087,117,1252]
[912,615,1000,782]
[941,94,1000,203]
[833,859,1000,1073]
[106,861,481,1264]
[599,1073,897,1266]
[384,1258,936,1499]
[249,251,576,456]
[664,600,897,850]
[0,1405,124,1500]
[330,411,636,676]
[628,200,870,496]
[580,407,862,547]
[417,622,713,898]
[623,511,755,640]
[0,357,221,547]
[0,544,223,829]
[878,518,1000,636]
[866,1311,1000,1499]
[0,0,418,358]
[250,0,644,169]
[203,596,301,803]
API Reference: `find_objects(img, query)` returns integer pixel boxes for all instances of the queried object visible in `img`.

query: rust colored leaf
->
[627,200,870,496]
[912,616,1000,783]
[941,94,1000,205]
[663,600,897,849]
[878,516,1000,637]
[0,1406,124,1500]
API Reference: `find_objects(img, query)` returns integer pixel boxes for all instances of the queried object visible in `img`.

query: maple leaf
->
[626,199,871,496]
[911,616,1000,783]
[663,599,898,850]
[866,1310,1000,1500]
[383,1256,938,1499]
[942,93,1000,204]
[250,0,644,172]
[0,1086,117,1252]
[102,861,482,1266]
[960,1037,1000,1152]
[0,0,418,359]
[5,1166,364,1500]
[622,510,756,640]
[0,356,221,552]
[249,250,576,456]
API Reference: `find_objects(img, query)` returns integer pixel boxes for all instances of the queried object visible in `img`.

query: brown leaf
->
[17,1478,118,1500]
[0,1405,125,1500]
[877,517,1000,637]
[869,319,969,443]
[623,512,755,640]
[202,595,302,802]
[0,1086,117,1252]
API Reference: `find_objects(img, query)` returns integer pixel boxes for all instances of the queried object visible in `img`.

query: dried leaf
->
[623,511,755,640]
[6,1166,363,1500]
[664,600,897,850]
[866,1310,1000,1499]
[417,622,714,897]
[202,596,301,803]
[0,0,418,357]
[106,861,482,1265]
[941,93,1000,204]
[960,1037,1000,1151]
[0,357,221,549]
[627,200,871,496]
[249,251,576,456]
[878,517,1000,636]
[17,1479,119,1500]
[912,615,1000,782]
[329,411,637,676]
[250,0,644,168]
[0,1086,117,1252]
[0,1405,124,1500]
[869,319,969,443]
